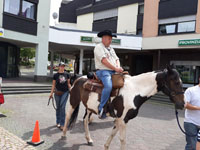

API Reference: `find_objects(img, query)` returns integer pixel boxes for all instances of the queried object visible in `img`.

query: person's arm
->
[67,79,71,91]
[185,102,200,110]
[197,142,200,150]
[50,80,56,98]
[102,58,123,73]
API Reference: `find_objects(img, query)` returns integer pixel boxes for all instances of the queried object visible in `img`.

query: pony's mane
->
[128,71,157,80]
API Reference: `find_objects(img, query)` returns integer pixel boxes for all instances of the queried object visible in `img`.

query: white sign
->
[0,28,4,37]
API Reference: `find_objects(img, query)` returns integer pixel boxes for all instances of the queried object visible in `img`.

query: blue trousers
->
[96,70,115,111]
[54,91,69,126]
[184,122,199,150]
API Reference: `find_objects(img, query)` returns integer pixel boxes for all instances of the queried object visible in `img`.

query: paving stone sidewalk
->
[0,126,36,150]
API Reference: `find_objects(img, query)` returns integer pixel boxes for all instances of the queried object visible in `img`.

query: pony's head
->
[159,65,185,109]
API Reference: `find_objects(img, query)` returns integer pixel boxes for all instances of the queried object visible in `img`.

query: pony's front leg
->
[84,109,93,146]
[119,121,127,150]
[62,104,74,137]
[104,119,119,150]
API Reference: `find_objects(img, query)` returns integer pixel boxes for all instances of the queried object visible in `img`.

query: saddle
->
[83,71,128,97]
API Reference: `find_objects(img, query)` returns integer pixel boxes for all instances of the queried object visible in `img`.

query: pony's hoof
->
[88,142,93,146]
[61,136,67,140]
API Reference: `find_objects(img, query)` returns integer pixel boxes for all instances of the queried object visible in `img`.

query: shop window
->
[22,1,36,20]
[176,65,194,84]
[178,21,195,33]
[4,0,20,15]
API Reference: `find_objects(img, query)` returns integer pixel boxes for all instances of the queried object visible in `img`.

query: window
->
[22,1,36,20]
[4,0,37,20]
[159,24,176,35]
[138,4,144,15]
[137,29,143,35]
[178,21,195,33]
[4,0,20,15]
[159,21,196,35]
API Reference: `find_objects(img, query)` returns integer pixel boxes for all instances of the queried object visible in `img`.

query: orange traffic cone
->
[27,120,44,146]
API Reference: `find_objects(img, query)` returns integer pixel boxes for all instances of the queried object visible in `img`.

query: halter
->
[163,84,184,97]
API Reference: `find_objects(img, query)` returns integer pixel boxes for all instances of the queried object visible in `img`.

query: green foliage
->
[20,48,35,66]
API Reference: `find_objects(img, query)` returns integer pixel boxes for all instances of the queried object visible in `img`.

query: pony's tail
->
[67,104,80,130]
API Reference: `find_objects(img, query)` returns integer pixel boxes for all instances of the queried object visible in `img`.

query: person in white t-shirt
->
[184,76,200,150]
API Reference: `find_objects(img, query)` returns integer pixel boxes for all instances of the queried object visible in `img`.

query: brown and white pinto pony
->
[62,65,185,150]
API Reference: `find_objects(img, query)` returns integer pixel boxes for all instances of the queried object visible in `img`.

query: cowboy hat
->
[97,30,117,38]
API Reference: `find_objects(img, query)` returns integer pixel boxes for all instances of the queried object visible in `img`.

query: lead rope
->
[48,97,57,110]
[175,109,196,137]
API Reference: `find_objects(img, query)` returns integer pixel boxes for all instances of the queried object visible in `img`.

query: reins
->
[175,109,197,137]
[48,97,57,110]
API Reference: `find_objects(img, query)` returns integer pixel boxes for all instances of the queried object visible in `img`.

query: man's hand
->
[115,67,124,73]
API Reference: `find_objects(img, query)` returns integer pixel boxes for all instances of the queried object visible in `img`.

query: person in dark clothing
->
[49,62,71,130]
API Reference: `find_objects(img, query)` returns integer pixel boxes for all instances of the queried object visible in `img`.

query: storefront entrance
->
[0,42,19,78]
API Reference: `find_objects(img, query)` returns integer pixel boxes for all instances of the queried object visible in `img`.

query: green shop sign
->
[112,39,121,45]
[80,36,93,42]
[81,36,121,45]
[179,39,200,46]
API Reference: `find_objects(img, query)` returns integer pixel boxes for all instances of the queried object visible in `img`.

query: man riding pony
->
[94,30,123,119]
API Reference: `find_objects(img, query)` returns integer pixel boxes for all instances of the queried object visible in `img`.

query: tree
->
[20,48,35,65]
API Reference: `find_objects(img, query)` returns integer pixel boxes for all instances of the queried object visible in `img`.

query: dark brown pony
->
[63,65,185,150]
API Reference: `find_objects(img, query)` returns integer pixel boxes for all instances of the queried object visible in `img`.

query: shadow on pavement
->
[70,120,114,134]
[22,125,61,140]
[137,103,185,121]
[45,137,88,150]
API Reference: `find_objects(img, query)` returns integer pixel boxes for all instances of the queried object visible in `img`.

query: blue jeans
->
[54,91,69,126]
[96,70,115,111]
[184,122,199,150]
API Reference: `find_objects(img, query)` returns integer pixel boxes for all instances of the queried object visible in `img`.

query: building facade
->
[58,0,200,87]
[142,0,200,87]
[1,0,200,87]
[0,0,51,81]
